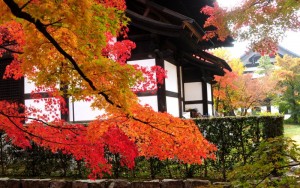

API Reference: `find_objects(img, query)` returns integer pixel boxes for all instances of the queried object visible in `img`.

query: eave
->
[126,0,232,74]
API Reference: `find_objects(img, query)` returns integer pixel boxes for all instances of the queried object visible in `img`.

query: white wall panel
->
[24,77,59,93]
[25,98,60,123]
[127,59,157,91]
[138,96,158,111]
[261,106,267,112]
[271,106,279,113]
[164,61,178,93]
[185,104,203,115]
[184,82,202,101]
[24,77,36,94]
[69,100,105,122]
[166,96,179,117]
[207,83,212,101]
[127,59,156,67]
[208,104,213,116]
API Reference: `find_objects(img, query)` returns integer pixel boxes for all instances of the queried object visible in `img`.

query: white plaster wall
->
[207,83,212,101]
[24,77,59,93]
[138,96,158,111]
[127,59,156,67]
[208,104,213,116]
[24,77,36,93]
[25,98,60,123]
[164,61,178,93]
[261,106,267,112]
[184,82,202,101]
[166,96,179,117]
[127,59,157,91]
[69,99,105,122]
[271,106,279,113]
[185,104,203,115]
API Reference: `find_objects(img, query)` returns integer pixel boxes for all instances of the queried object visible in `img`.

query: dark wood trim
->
[184,100,213,105]
[184,100,203,104]
[208,83,214,116]
[164,57,176,66]
[136,90,157,97]
[129,53,156,61]
[20,77,25,104]
[202,82,208,116]
[177,66,183,117]
[156,55,167,112]
[24,92,50,100]
[182,68,186,112]
[165,90,178,98]
[61,85,69,122]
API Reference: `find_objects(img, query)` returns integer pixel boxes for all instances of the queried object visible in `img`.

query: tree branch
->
[3,0,174,136]
[0,111,83,135]
[44,18,64,27]
[20,0,32,10]
[3,0,107,100]
[0,112,78,146]
[0,45,23,54]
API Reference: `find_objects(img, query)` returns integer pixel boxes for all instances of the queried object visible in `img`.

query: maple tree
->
[212,49,276,116]
[0,0,216,178]
[272,55,300,124]
[211,48,244,116]
[201,0,300,53]
[234,73,277,116]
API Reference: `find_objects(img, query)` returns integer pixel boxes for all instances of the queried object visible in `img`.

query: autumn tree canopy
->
[272,55,300,124]
[0,0,216,178]
[212,49,277,116]
[211,49,244,116]
[201,0,300,53]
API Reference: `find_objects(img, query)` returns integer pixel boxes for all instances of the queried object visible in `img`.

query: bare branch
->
[0,112,82,135]
[0,112,78,146]
[44,18,64,27]
[0,45,23,54]
[20,0,32,10]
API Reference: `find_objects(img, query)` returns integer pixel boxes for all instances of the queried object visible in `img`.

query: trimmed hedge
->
[195,115,284,180]
[0,116,284,181]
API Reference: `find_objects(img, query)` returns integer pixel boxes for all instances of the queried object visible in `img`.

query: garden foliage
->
[0,116,284,181]
[228,137,300,187]
[195,115,284,180]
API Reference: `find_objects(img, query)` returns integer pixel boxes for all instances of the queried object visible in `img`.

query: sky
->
[216,0,300,58]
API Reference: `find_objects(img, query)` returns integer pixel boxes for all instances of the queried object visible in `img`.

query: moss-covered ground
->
[284,124,300,146]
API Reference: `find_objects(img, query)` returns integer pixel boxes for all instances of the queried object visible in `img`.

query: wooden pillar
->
[156,55,167,112]
[202,82,208,116]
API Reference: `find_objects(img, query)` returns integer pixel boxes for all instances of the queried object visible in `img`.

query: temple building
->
[125,0,233,118]
[0,0,233,121]
[240,45,299,115]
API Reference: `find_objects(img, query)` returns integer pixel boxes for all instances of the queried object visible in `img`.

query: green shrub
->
[228,137,300,187]
[195,115,284,180]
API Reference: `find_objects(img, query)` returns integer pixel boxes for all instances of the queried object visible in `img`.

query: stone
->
[50,180,72,188]
[161,179,184,188]
[88,179,108,188]
[72,181,88,188]
[0,178,9,188]
[7,179,21,188]
[213,182,231,188]
[107,179,130,188]
[21,179,51,188]
[130,180,160,188]
[184,179,211,188]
